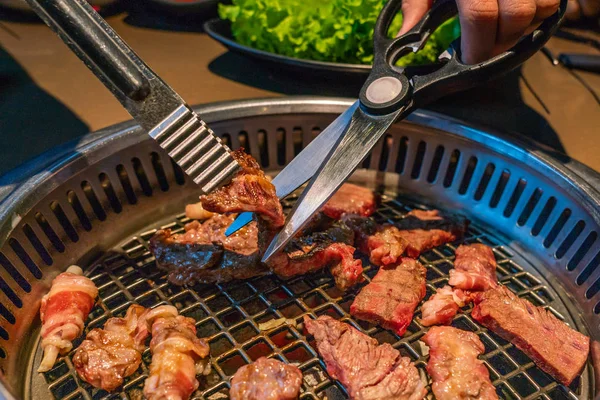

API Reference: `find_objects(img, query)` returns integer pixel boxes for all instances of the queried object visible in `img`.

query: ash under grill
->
[33,192,590,400]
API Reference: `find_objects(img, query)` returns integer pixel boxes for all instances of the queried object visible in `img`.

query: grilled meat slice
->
[472,285,590,386]
[422,326,498,400]
[230,357,302,400]
[268,221,364,290]
[321,183,377,219]
[143,308,210,400]
[305,315,427,400]
[351,258,426,336]
[72,305,174,391]
[38,266,98,372]
[419,285,467,327]
[150,214,268,285]
[449,244,498,291]
[343,210,467,266]
[200,149,284,228]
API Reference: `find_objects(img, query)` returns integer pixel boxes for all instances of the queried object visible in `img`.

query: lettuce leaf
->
[219,0,460,66]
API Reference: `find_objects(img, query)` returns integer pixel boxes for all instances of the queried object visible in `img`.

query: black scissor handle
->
[360,0,568,114]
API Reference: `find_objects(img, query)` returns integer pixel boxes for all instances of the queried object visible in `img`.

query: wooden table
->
[0,12,598,173]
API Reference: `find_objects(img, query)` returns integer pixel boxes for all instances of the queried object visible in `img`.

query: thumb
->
[398,0,434,36]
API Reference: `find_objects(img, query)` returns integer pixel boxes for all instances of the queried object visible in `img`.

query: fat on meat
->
[419,285,467,327]
[305,315,427,400]
[38,266,98,372]
[229,357,302,400]
[449,244,498,291]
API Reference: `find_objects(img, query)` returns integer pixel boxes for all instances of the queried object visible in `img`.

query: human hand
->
[565,0,600,20]
[398,0,561,64]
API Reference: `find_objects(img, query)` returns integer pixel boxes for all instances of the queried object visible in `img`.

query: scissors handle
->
[360,0,568,114]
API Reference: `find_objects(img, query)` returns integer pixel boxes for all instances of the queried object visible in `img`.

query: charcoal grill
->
[0,97,598,400]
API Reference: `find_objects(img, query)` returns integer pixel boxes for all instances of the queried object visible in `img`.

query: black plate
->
[203,18,372,76]
[145,0,219,17]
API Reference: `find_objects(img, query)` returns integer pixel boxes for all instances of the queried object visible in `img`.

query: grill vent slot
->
[81,181,106,221]
[0,327,8,341]
[427,145,445,183]
[443,149,461,188]
[221,133,232,148]
[458,156,478,195]
[489,169,510,208]
[8,239,42,279]
[474,163,496,201]
[586,274,600,299]
[0,347,6,358]
[170,159,186,186]
[0,303,14,325]
[0,275,21,308]
[99,173,122,213]
[292,127,303,156]
[22,224,52,266]
[50,201,79,243]
[257,129,269,168]
[411,141,427,179]
[532,196,556,237]
[543,208,572,248]
[576,250,600,285]
[116,165,137,205]
[503,178,527,218]
[0,252,30,293]
[276,128,286,166]
[379,135,392,172]
[238,130,249,150]
[556,220,586,260]
[67,191,92,231]
[151,152,169,192]
[131,158,152,197]
[34,212,65,253]
[395,137,409,174]
[568,232,598,271]
[517,188,543,227]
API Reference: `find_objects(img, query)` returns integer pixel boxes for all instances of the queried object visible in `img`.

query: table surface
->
[0,10,598,173]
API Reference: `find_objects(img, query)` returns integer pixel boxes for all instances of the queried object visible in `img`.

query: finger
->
[533,0,561,22]
[496,0,536,50]
[398,0,433,35]
[578,0,600,17]
[565,0,582,19]
[456,0,500,64]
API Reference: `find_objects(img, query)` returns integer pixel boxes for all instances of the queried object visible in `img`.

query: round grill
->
[0,97,598,400]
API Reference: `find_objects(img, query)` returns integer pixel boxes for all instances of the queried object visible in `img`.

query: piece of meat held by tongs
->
[143,307,210,400]
[38,265,98,372]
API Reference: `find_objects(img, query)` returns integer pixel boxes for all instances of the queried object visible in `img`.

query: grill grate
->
[36,191,588,400]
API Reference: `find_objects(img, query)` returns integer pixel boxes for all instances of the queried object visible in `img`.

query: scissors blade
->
[224,101,360,236]
[261,105,407,263]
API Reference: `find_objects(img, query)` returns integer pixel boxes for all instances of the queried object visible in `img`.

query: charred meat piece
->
[472,285,590,386]
[351,258,426,336]
[268,221,364,290]
[200,149,284,228]
[143,309,211,400]
[305,315,427,400]
[150,214,269,285]
[422,326,498,400]
[321,183,377,219]
[419,285,467,327]
[344,210,467,266]
[73,305,176,391]
[230,357,302,400]
[38,266,98,372]
[449,244,498,291]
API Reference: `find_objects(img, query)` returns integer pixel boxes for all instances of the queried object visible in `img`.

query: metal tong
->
[25,0,239,194]
[227,0,567,261]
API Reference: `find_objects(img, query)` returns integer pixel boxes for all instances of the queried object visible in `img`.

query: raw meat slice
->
[449,244,498,291]
[321,183,377,219]
[419,285,466,327]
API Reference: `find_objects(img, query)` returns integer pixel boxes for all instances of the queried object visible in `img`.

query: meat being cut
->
[351,258,426,336]
[150,214,269,285]
[229,357,302,400]
[38,266,98,372]
[419,285,467,327]
[422,326,498,400]
[200,149,284,229]
[268,221,364,290]
[143,308,211,400]
[73,305,177,391]
[321,183,377,219]
[344,210,467,266]
[471,285,590,386]
[448,244,498,291]
[304,315,427,400]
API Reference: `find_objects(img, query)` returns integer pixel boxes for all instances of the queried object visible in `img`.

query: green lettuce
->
[218,0,460,66]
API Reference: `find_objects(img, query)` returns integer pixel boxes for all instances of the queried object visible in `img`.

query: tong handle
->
[25,0,150,101]
[360,0,567,114]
